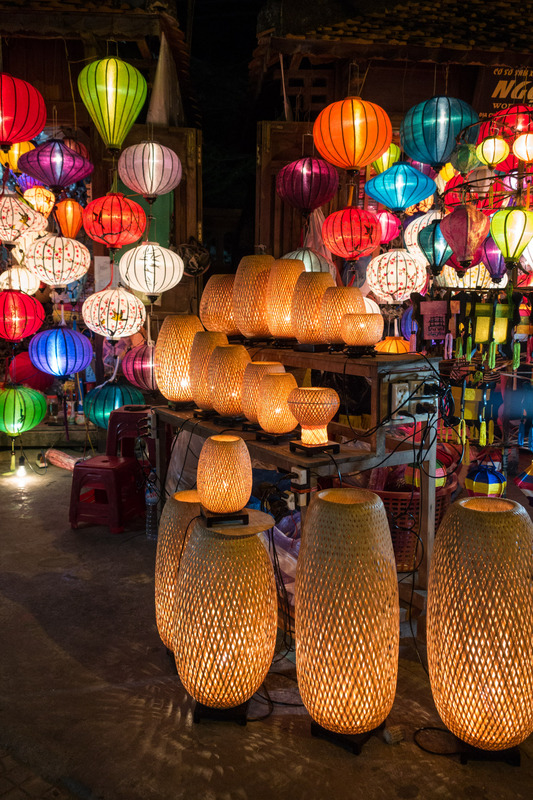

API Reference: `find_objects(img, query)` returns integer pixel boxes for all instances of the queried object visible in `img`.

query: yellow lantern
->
[513,133,533,163]
[265,258,304,339]
[291,272,335,344]
[320,286,365,344]
[199,274,240,336]
[0,141,34,172]
[23,187,55,218]
[190,330,228,411]
[232,254,274,338]
[242,361,285,424]
[207,344,250,418]
[154,314,203,404]
[371,142,401,174]
[374,336,410,354]
[476,137,510,168]
[341,313,384,347]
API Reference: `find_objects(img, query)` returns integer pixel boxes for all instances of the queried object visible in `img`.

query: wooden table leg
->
[418,422,437,591]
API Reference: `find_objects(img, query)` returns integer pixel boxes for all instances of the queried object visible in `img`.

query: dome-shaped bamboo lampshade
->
[173,518,277,708]
[265,258,305,338]
[197,435,252,513]
[207,344,250,417]
[199,274,240,336]
[341,313,385,347]
[232,255,274,338]
[155,489,201,651]
[190,330,228,410]
[320,286,365,344]
[291,272,335,344]
[296,488,399,734]
[257,372,298,434]
[242,361,285,424]
[287,387,340,446]
[427,497,533,751]
[154,314,203,403]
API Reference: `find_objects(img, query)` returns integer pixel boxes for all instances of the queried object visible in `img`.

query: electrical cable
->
[413,726,462,757]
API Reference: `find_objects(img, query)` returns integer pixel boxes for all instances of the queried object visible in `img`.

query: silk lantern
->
[8,351,53,393]
[287,387,340,447]
[119,242,184,301]
[83,193,146,250]
[376,211,401,245]
[0,386,47,436]
[189,331,228,411]
[83,381,144,429]
[291,271,335,344]
[0,289,44,341]
[55,199,83,238]
[154,314,203,403]
[490,208,533,267]
[0,266,40,295]
[283,248,331,273]
[62,138,90,160]
[513,133,533,162]
[418,221,453,276]
[480,236,507,283]
[18,139,93,190]
[0,74,46,151]
[23,187,55,218]
[122,343,157,391]
[400,96,479,167]
[435,262,507,291]
[366,249,427,303]
[440,204,490,267]
[404,210,443,265]
[199,274,240,336]
[320,286,365,344]
[266,258,304,338]
[341,312,384,347]
[0,195,47,243]
[29,327,92,377]
[465,465,506,498]
[372,142,401,174]
[232,255,274,338]
[364,163,436,212]
[82,286,146,340]
[322,207,380,259]
[0,141,34,172]
[257,372,298,435]
[118,141,182,201]
[475,137,509,168]
[276,157,339,213]
[449,143,480,175]
[313,97,392,171]
[197,434,252,514]
[242,361,285,424]
[207,344,250,417]
[26,235,91,286]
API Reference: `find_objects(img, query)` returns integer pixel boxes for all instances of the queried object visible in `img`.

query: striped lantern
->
[16,173,43,193]
[376,211,401,245]
[404,210,443,266]
[190,330,229,410]
[28,327,93,377]
[0,267,40,295]
[0,74,46,151]
[122,343,157,391]
[405,460,447,488]
[83,193,146,250]
[232,255,274,338]
[83,381,145,429]
[440,204,490,268]
[18,139,93,190]
[364,163,436,212]
[283,248,331,273]
[400,96,478,167]
[434,262,507,290]
[118,242,184,300]
[465,465,506,498]
[418,221,453,276]
[0,289,44,342]
[514,461,533,506]
[23,187,55,218]
[82,287,146,340]
[25,235,91,287]
[54,199,84,239]
[118,141,183,201]
[322,207,380,259]
[0,385,47,437]
[276,157,339,213]
[0,195,47,243]
[313,97,392,170]
[0,141,34,173]
[62,138,90,160]
[366,249,427,304]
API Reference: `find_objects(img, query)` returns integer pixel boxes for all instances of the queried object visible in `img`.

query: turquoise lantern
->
[418,221,453,276]
[83,381,144,429]
[400,97,479,168]
[364,163,436,212]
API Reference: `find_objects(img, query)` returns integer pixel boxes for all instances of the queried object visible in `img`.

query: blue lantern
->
[400,305,418,341]
[29,327,93,377]
[364,163,436,212]
[465,464,506,498]
[418,221,453,276]
[400,97,479,167]
[83,381,144,429]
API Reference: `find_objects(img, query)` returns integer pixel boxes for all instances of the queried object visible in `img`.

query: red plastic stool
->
[107,405,156,464]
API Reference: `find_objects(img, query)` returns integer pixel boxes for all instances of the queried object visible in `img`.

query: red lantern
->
[322,208,381,259]
[0,74,46,152]
[83,193,146,250]
[55,199,84,239]
[8,351,53,393]
[0,289,44,342]
[440,205,490,268]
[446,246,483,272]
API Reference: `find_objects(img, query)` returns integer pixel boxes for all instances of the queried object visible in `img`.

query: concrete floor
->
[1,448,533,800]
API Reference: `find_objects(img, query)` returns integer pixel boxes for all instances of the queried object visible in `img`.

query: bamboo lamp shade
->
[265,258,305,338]
[207,344,250,417]
[0,195,47,243]
[0,267,40,295]
[320,286,365,344]
[257,372,298,434]
[173,519,277,708]
[242,361,285,423]
[154,314,203,403]
[23,187,55,218]
[295,488,399,734]
[232,255,274,338]
[313,97,392,171]
[197,434,252,513]
[190,330,228,410]
[82,287,146,341]
[54,199,84,239]
[199,274,240,336]
[427,497,533,750]
[155,489,201,651]
[341,313,384,347]
[287,387,339,446]
[26,235,91,287]
[291,272,335,344]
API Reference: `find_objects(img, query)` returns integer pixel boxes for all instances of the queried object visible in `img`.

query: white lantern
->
[366,249,427,304]
[434,263,508,291]
[404,210,443,266]
[11,228,49,267]
[82,286,146,340]
[118,142,182,201]
[0,266,40,295]
[118,242,184,300]
[283,248,331,273]
[0,195,48,243]
[26,234,91,287]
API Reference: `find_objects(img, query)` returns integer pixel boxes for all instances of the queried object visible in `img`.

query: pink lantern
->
[322,207,380,259]
[18,139,93,191]
[276,157,339,214]
[376,211,401,244]
[366,249,427,304]
[122,343,156,391]
[118,142,182,202]
[440,204,490,267]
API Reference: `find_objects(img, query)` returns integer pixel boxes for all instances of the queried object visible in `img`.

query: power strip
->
[390,382,410,418]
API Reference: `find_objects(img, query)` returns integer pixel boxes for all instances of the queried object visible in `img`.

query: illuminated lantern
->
[0,195,47,243]
[513,133,533,162]
[154,314,203,403]
[83,193,146,250]
[465,465,506,498]
[207,344,251,417]
[54,199,83,239]
[83,381,144,429]
[404,209,442,265]
[371,142,401,174]
[0,386,46,436]
[8,351,53,393]
[440,204,490,267]
[0,141,34,172]
[480,236,506,284]
[400,96,478,167]
[490,208,533,267]
[445,245,483,272]
[199,274,240,336]
[283,247,331,273]
[363,297,380,313]
[435,262,507,291]
[0,289,44,341]
[11,228,48,268]
[287,387,340,447]
[190,331,229,410]
[418,221,453,276]
[78,57,147,152]
[276,157,339,213]
[322,207,380,259]
[449,143,480,175]
[82,286,146,340]
[242,361,285,424]
[232,255,274,338]
[475,137,509,168]
[478,104,533,142]
[376,211,401,244]
[29,327,92,377]
[341,312,384,347]
[257,372,298,435]
[15,173,42,193]
[313,97,392,171]
[266,258,304,338]
[0,266,40,295]
[374,336,411,354]
[118,242,184,301]
[291,272,335,343]
[366,249,427,304]
[18,139,93,191]
[320,286,365,344]
[364,163,436,212]
[0,74,46,151]
[62,138,90,160]
[197,434,252,514]
[26,235,91,287]
[23,187,55,218]
[118,142,182,201]
[122,343,157,392]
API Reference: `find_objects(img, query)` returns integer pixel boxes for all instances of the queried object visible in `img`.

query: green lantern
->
[0,386,47,437]
[77,57,147,152]
[449,143,480,176]
[371,142,401,174]
[490,208,533,267]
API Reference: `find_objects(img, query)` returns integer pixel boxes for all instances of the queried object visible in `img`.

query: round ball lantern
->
[242,361,285,424]
[0,266,40,295]
[490,208,533,267]
[322,207,380,259]
[29,327,92,377]
[276,157,339,214]
[313,97,392,171]
[475,137,509,168]
[480,236,506,284]
[0,74,46,151]
[440,204,490,267]
[400,96,479,167]
[283,248,331,273]
[513,133,533,163]
[0,289,44,342]
[154,314,203,403]
[199,274,240,336]
[257,372,298,435]
[341,313,384,347]
[366,249,427,304]
[78,57,147,152]
[62,138,90,160]
[189,331,228,410]
[0,385,46,437]
[0,195,47,243]
[404,210,443,266]
[119,242,184,301]
[83,193,146,250]
[418,221,453,276]
[372,142,401,174]
[291,271,335,344]
[122,343,157,392]
[8,351,53,393]
[197,434,252,514]
[207,344,251,417]
[465,465,506,498]
[287,387,340,447]
[232,255,274,339]
[82,286,146,341]
[376,211,401,245]
[26,235,91,287]
[266,258,304,338]
[23,187,55,218]
[18,139,93,190]
[320,286,365,344]
[118,141,182,201]
[405,460,446,488]
[83,381,144,429]
[0,141,34,172]
[364,163,436,212]
[55,199,83,239]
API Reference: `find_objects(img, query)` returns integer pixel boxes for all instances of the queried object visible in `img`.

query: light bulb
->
[16,457,26,478]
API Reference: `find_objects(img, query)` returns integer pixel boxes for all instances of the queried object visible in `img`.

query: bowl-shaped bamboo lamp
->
[154,314,204,403]
[427,497,533,751]
[296,488,399,735]
[207,344,251,417]
[197,434,252,514]
[173,518,277,709]
[242,361,285,424]
[199,274,240,336]
[320,286,365,344]
[341,313,385,347]
[287,387,340,446]
[155,489,201,651]
[257,372,298,435]
[232,255,274,338]
[291,272,335,344]
[265,258,305,338]
[190,330,228,410]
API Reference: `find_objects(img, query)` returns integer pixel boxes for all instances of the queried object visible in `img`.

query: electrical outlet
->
[390,382,410,417]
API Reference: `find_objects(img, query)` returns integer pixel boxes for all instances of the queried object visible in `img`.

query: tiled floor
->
[0,750,74,800]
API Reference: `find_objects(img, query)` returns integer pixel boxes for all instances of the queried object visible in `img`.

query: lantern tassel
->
[488,419,494,445]
[479,420,487,447]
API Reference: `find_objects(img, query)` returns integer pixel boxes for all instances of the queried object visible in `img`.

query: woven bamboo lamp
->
[232,255,274,338]
[207,344,250,418]
[320,286,365,344]
[296,488,399,736]
[291,272,335,344]
[154,314,203,403]
[341,313,385,347]
[242,361,285,424]
[257,372,298,435]
[427,497,533,753]
[155,489,201,651]
[265,258,305,339]
[287,387,340,447]
[199,274,240,336]
[196,434,252,514]
[190,330,228,410]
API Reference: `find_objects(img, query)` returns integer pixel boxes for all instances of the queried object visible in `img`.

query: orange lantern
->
[55,199,84,239]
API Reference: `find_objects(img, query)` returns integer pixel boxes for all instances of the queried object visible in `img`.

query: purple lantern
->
[276,157,339,214]
[18,139,93,191]
[16,173,43,193]
[122,343,156,392]
[481,235,507,284]
[406,158,438,181]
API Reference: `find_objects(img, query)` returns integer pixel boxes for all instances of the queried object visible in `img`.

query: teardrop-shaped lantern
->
[18,139,93,190]
[26,234,91,287]
[118,242,184,301]
[490,208,533,267]
[400,97,479,167]
[0,289,44,341]
[23,187,55,218]
[0,74,46,152]
[404,210,443,266]
[118,141,182,201]
[55,199,84,238]
[29,327,93,377]
[0,385,47,436]
[276,157,339,214]
[122,343,157,392]
[366,249,427,304]
[0,195,47,243]
[313,97,392,171]
[440,204,490,267]
[83,193,146,250]
[418,221,453,276]
[0,141,34,173]
[480,236,507,284]
[364,163,436,212]
[322,207,380,259]
[82,286,146,340]
[376,211,401,244]
[372,142,401,174]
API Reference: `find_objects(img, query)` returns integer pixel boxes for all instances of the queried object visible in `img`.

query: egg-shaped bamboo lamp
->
[257,372,298,435]
[427,497,533,751]
[296,488,399,735]
[189,330,228,410]
[242,361,285,424]
[341,313,385,347]
[155,489,201,651]
[173,518,277,709]
[232,255,274,338]
[199,274,240,336]
[197,434,252,514]
[320,286,365,344]
[287,387,340,446]
[207,344,251,417]
[265,258,304,338]
[154,314,203,403]
[291,272,335,344]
